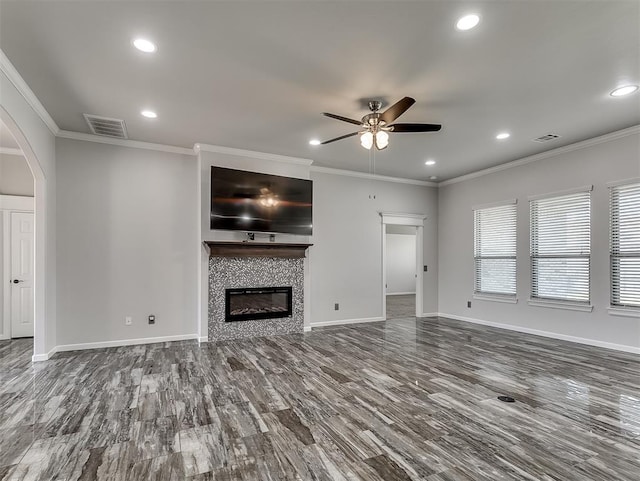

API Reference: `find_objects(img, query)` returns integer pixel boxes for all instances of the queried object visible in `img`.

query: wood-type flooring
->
[1,316,639,480]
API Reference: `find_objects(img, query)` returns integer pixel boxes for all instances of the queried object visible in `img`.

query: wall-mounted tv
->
[210,167,313,236]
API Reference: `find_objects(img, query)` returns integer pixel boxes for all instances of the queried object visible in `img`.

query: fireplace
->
[225,286,293,322]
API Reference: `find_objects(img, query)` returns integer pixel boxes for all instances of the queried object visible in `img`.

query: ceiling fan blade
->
[320,131,360,145]
[322,112,363,126]
[379,97,416,124]
[389,123,442,132]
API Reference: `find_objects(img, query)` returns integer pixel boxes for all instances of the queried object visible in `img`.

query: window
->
[474,202,517,298]
[530,189,591,305]
[610,181,640,309]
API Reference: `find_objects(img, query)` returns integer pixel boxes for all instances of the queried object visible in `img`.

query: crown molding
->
[0,147,23,156]
[440,125,640,187]
[0,49,60,136]
[311,165,437,187]
[57,130,196,156]
[195,143,313,166]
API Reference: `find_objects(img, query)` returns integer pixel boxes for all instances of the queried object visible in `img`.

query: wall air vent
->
[532,134,561,143]
[83,114,128,139]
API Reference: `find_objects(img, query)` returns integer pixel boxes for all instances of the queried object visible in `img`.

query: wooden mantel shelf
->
[204,241,312,259]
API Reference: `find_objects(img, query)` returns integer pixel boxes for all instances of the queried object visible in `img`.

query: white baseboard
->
[198,336,208,343]
[303,326,312,332]
[438,312,640,354]
[420,312,439,318]
[310,316,385,329]
[31,334,201,361]
[386,292,416,296]
[32,346,57,362]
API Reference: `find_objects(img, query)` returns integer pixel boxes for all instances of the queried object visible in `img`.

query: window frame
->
[609,179,640,315]
[473,199,518,302]
[528,186,593,311]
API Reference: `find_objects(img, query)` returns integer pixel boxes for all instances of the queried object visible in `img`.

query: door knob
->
[12,279,23,284]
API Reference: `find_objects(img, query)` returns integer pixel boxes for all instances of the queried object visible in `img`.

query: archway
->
[0,106,48,360]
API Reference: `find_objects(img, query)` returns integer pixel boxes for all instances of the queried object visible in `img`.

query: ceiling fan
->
[320,97,441,150]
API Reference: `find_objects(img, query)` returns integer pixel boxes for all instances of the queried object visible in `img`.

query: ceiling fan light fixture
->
[360,131,374,150]
[375,131,389,150]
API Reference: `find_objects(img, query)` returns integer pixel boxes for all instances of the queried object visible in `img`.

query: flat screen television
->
[210,167,313,236]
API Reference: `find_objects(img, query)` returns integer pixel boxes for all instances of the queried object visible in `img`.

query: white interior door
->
[10,212,34,338]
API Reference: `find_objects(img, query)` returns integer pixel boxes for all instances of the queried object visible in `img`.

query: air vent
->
[84,114,128,139]
[532,134,561,143]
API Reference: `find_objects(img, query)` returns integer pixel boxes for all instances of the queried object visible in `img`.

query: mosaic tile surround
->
[208,256,304,341]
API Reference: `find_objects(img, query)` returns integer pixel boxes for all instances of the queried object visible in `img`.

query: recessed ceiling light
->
[309,139,321,146]
[141,110,157,119]
[133,38,157,53]
[610,85,639,97]
[429,176,438,180]
[456,14,480,31]
[425,160,436,166]
[496,132,510,140]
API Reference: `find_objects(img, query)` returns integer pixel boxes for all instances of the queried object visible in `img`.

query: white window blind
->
[474,203,517,297]
[530,191,591,303]
[610,182,640,308]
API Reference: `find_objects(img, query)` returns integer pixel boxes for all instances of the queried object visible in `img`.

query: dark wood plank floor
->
[1,317,639,480]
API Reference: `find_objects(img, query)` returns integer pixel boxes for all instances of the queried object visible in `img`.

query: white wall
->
[386,233,416,294]
[1,67,57,356]
[0,153,34,196]
[310,171,438,324]
[56,138,198,345]
[438,132,640,351]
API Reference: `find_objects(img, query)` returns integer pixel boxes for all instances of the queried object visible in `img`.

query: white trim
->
[528,184,593,201]
[198,336,208,343]
[607,177,640,188]
[0,147,22,156]
[311,165,436,187]
[304,326,312,332]
[440,125,640,187]
[0,50,60,135]
[420,312,439,317]
[472,198,517,211]
[608,307,640,318]
[380,212,426,226]
[386,291,416,296]
[309,316,385,328]
[55,334,200,354]
[195,143,313,166]
[473,294,518,304]
[438,313,640,354]
[527,299,594,312]
[57,130,195,156]
[32,346,57,362]
[0,194,34,211]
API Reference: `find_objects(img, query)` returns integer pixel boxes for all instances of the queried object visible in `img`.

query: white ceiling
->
[0,1,638,181]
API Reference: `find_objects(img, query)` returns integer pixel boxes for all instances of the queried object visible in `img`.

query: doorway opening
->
[380,213,425,320]
[0,119,36,340]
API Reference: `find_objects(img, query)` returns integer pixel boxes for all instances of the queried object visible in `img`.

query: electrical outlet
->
[423,265,428,272]
[125,316,132,326]
[148,315,155,325]
[467,301,472,308]
[334,303,339,310]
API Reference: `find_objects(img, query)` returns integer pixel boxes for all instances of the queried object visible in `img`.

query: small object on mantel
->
[270,234,276,242]
[247,233,255,241]
[204,241,312,259]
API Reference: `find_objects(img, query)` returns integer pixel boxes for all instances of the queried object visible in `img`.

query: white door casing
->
[380,213,426,319]
[10,212,34,337]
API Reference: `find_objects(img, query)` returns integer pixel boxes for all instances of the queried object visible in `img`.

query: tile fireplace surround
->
[205,242,311,341]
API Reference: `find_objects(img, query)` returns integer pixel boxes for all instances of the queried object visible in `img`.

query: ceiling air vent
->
[532,133,561,143]
[83,114,128,139]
